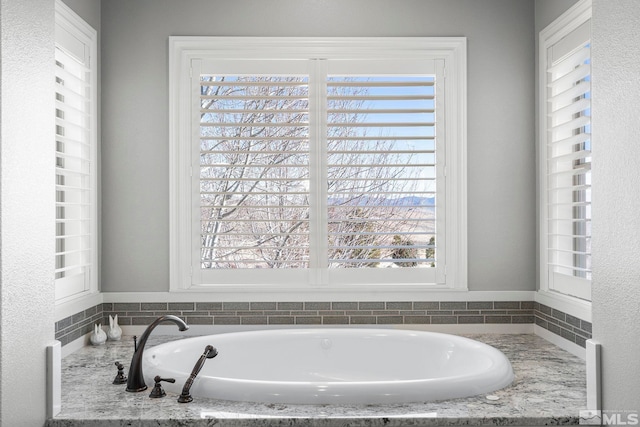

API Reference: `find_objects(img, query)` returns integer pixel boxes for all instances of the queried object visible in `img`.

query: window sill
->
[55,291,103,322]
[535,289,591,322]
[104,289,535,303]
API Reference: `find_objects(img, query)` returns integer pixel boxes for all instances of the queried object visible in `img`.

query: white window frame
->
[169,37,466,297]
[54,0,98,304]
[538,0,592,302]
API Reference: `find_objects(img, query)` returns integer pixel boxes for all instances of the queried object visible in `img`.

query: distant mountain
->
[328,196,435,207]
[389,196,435,207]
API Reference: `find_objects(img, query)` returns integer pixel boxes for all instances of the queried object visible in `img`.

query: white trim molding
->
[169,36,467,298]
[537,0,592,303]
[54,0,100,305]
[102,290,532,303]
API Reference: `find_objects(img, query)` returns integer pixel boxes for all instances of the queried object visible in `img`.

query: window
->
[539,0,591,301]
[170,38,466,294]
[55,0,98,302]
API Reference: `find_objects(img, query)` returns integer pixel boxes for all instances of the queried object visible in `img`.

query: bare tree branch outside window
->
[199,74,436,270]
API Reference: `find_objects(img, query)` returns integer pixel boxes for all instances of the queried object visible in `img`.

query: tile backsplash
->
[534,302,592,348]
[100,300,534,328]
[55,304,105,347]
[55,300,590,348]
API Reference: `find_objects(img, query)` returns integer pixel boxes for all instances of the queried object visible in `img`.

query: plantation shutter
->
[195,60,312,284]
[326,73,437,269]
[193,57,445,286]
[546,20,591,300]
[54,11,96,301]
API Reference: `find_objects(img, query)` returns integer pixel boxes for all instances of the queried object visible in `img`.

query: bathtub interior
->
[166,331,490,380]
[143,329,514,404]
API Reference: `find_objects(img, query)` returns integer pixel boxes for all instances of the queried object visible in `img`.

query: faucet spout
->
[126,315,189,392]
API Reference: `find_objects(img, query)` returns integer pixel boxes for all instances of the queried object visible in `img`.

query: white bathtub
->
[143,328,514,404]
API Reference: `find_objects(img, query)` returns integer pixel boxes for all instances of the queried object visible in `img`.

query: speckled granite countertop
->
[47,333,586,426]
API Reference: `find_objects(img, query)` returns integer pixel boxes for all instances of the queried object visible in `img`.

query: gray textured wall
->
[100,0,537,292]
[592,0,640,414]
[0,0,55,424]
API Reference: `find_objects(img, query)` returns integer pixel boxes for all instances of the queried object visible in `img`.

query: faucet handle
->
[149,375,175,398]
[113,361,127,384]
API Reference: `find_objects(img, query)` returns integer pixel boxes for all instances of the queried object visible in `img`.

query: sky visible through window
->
[199,74,437,269]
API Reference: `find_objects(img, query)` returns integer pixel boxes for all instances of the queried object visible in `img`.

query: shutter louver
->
[55,45,93,285]
[547,43,591,281]
[326,76,437,268]
[199,76,311,269]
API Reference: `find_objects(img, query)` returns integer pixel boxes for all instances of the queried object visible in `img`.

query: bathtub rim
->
[142,327,515,404]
